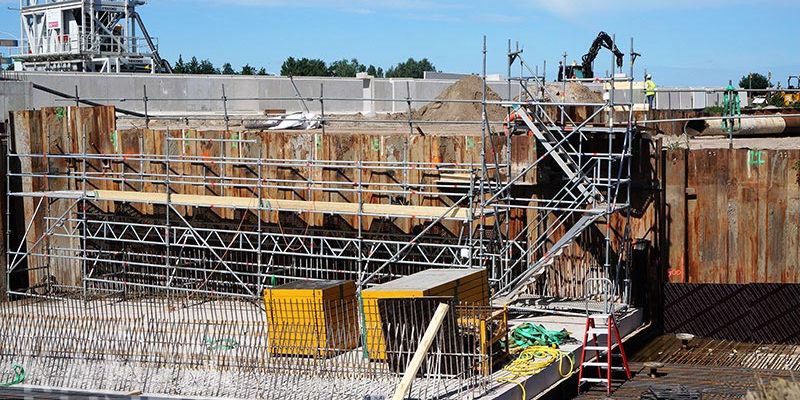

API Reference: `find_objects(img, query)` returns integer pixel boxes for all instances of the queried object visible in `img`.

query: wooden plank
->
[754,149,769,283]
[84,190,476,219]
[786,150,800,283]
[383,134,411,233]
[391,302,450,400]
[766,150,788,283]
[731,149,759,283]
[13,110,46,286]
[686,149,729,283]
[42,107,80,286]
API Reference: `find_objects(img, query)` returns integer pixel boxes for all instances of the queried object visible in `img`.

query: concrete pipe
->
[685,115,800,137]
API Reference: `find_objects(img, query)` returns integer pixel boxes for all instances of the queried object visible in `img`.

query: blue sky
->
[1,0,799,86]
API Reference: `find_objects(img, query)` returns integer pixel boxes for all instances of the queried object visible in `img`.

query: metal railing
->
[17,32,157,57]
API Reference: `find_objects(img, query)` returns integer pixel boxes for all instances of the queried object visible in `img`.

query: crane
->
[559,31,626,81]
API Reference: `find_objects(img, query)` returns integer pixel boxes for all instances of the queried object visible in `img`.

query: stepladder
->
[577,313,631,394]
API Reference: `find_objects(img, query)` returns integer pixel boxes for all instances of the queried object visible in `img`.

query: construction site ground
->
[0,295,644,399]
[575,336,800,399]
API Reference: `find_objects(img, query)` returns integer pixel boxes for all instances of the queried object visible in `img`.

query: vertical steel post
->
[319,83,326,136]
[257,134,264,293]
[504,39,513,279]
[479,36,487,272]
[165,129,171,291]
[404,81,412,196]
[4,110,10,299]
[561,52,567,125]
[603,36,615,286]
[143,84,149,130]
[81,125,87,300]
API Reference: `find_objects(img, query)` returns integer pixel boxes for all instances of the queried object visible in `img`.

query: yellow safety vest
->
[645,80,657,97]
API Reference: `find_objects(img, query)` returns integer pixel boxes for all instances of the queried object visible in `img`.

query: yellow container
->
[264,280,359,357]
[361,269,489,360]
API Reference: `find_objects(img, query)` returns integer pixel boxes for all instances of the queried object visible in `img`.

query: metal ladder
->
[577,278,631,395]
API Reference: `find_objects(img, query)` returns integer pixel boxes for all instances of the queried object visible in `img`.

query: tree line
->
[173,56,268,75]
[172,55,437,79]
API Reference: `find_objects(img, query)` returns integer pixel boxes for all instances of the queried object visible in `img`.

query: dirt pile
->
[543,82,603,103]
[413,75,507,122]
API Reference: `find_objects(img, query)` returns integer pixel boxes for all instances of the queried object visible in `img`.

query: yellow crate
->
[361,269,489,360]
[264,280,359,357]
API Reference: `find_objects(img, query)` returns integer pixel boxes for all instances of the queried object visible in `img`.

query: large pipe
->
[685,114,800,137]
[32,82,147,118]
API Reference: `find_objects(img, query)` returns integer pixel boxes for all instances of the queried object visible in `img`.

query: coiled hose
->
[496,346,574,399]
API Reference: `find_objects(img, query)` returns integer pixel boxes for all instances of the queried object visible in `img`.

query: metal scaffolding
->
[6,37,637,307]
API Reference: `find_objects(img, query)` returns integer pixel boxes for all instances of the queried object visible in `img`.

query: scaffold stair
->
[503,212,603,298]
[514,108,603,202]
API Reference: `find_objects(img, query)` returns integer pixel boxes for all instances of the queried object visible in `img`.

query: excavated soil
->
[543,82,604,103]
[377,75,507,123]
[413,75,507,122]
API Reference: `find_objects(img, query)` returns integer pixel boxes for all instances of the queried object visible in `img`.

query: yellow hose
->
[496,346,574,399]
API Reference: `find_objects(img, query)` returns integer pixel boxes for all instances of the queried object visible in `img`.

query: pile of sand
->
[413,75,507,122]
[543,82,604,103]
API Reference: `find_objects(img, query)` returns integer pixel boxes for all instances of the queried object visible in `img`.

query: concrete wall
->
[0,80,33,123]
[13,72,518,116]
[5,72,724,117]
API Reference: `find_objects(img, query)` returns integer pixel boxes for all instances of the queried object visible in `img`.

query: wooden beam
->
[392,303,450,400]
[88,190,477,220]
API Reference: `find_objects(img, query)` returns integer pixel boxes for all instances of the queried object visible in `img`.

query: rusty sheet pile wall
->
[665,148,800,284]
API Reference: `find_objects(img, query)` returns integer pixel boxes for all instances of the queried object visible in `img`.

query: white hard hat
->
[645,74,652,79]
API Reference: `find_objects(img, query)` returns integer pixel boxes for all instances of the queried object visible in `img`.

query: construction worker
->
[645,74,657,110]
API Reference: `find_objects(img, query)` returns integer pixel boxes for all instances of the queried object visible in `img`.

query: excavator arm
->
[580,31,624,79]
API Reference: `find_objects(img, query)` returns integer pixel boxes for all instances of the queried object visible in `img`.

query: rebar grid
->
[0,292,491,399]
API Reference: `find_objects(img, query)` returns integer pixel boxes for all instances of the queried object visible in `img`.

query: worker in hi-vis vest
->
[645,74,657,110]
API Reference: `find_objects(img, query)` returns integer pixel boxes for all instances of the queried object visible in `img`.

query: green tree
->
[739,73,771,90]
[385,58,436,79]
[197,59,218,74]
[173,55,187,74]
[257,67,268,76]
[185,56,200,74]
[280,57,328,77]
[241,64,256,75]
[328,58,367,77]
[366,65,384,78]
[221,62,237,75]
[172,56,218,74]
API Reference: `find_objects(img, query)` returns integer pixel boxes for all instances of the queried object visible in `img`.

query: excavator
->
[782,75,800,105]
[558,31,626,81]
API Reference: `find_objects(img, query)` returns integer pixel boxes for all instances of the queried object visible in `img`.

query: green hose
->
[506,323,570,354]
[0,364,25,387]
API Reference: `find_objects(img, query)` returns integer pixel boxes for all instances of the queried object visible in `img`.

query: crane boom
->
[559,31,625,81]
[581,31,624,79]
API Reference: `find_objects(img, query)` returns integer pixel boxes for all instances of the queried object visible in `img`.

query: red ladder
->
[577,313,631,394]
